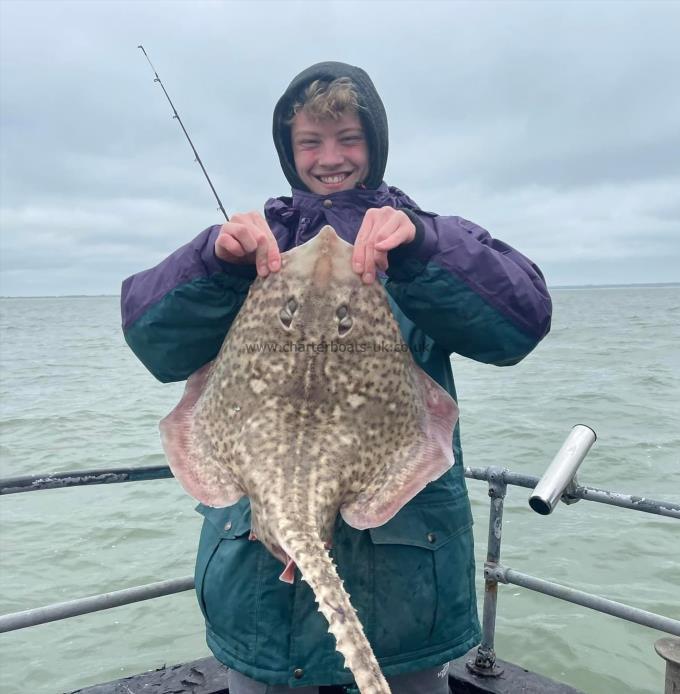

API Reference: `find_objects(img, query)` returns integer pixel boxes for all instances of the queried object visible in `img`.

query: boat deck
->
[70,650,583,694]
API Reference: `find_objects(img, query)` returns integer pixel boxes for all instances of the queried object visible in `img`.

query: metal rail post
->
[467,466,507,677]
[655,638,680,694]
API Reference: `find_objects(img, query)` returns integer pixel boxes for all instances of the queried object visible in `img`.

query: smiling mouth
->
[316,173,351,185]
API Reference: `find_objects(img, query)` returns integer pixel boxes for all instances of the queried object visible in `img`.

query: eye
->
[279,296,298,329]
[336,305,348,319]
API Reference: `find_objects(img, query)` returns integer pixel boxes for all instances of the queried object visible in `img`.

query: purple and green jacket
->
[121,183,551,687]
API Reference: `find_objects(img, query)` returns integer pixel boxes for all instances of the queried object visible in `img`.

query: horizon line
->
[1,281,679,299]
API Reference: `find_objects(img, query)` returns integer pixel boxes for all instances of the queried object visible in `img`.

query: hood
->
[272,61,389,192]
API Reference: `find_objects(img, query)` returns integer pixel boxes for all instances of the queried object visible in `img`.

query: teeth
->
[319,174,348,184]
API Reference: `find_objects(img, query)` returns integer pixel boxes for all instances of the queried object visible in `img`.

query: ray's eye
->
[336,304,352,336]
[279,296,298,329]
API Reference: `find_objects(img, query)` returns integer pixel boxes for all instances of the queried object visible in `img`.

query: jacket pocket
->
[431,520,479,647]
[367,499,474,658]
[194,500,257,657]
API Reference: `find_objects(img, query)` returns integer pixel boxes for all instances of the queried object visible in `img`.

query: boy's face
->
[290,110,369,194]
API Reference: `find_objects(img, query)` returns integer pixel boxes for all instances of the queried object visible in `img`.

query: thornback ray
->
[160,225,459,693]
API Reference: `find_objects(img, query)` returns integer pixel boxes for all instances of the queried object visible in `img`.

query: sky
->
[0,0,679,296]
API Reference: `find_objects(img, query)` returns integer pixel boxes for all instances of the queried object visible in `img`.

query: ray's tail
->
[281,532,391,694]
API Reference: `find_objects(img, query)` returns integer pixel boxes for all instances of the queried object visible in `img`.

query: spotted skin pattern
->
[160,226,459,694]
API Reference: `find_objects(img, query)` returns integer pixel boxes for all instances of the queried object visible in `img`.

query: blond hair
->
[287,77,361,123]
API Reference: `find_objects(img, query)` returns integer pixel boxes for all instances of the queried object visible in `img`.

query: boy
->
[121,62,552,693]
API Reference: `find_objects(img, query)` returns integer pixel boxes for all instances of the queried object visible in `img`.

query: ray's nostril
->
[279,308,293,328]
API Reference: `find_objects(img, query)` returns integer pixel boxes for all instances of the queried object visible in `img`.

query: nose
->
[317,140,344,168]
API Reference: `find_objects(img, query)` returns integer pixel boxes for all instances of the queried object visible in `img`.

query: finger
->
[374,231,409,252]
[362,232,376,284]
[267,239,281,272]
[217,222,255,255]
[360,212,399,282]
[352,212,375,274]
[375,250,388,272]
[229,213,247,225]
[258,221,282,272]
[232,225,259,255]
[216,231,248,259]
[248,211,269,235]
[373,215,408,251]
[251,213,281,273]
[254,235,271,277]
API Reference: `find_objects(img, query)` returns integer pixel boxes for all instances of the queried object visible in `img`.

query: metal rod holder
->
[529,425,597,515]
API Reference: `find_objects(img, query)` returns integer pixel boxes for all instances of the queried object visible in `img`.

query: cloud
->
[1,0,679,295]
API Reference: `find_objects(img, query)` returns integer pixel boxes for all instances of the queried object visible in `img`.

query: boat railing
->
[1,425,679,685]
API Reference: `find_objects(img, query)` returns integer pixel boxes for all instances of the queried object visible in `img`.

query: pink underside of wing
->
[340,368,459,531]
[279,558,296,584]
[159,362,243,508]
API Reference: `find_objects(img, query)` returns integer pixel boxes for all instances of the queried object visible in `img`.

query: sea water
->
[0,286,678,694]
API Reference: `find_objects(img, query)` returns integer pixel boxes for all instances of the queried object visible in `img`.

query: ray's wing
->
[339,359,459,531]
[158,237,311,510]
[158,265,297,510]
[160,357,246,508]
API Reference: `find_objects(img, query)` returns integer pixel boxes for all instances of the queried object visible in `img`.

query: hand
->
[352,207,416,284]
[215,211,281,277]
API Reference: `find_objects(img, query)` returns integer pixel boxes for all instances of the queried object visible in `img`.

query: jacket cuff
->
[386,209,437,279]
[202,225,258,280]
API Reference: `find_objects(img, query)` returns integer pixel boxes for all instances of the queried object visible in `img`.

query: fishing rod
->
[138,44,229,221]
